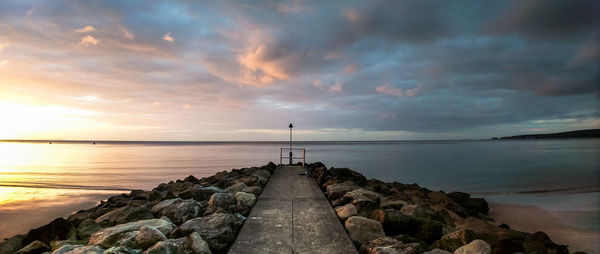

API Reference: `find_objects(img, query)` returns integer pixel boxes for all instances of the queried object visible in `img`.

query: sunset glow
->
[0,1,598,141]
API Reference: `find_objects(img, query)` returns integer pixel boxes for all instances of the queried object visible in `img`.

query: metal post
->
[279,148,282,166]
[302,149,305,167]
[289,123,293,165]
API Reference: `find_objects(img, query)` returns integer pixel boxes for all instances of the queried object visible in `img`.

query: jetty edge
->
[304,162,573,254]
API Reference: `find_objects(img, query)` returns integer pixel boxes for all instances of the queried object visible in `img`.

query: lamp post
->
[289,123,293,165]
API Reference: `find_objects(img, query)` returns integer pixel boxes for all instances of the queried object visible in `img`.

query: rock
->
[224,182,248,193]
[447,192,489,215]
[115,231,139,249]
[235,192,257,213]
[252,169,271,179]
[179,212,243,253]
[234,176,260,187]
[151,198,204,225]
[135,226,167,250]
[103,246,142,254]
[334,204,357,220]
[145,238,185,254]
[15,240,50,254]
[492,238,525,254]
[379,209,442,244]
[24,217,76,245]
[454,239,491,254]
[360,236,423,254]
[95,206,154,227]
[423,249,452,254]
[379,196,408,209]
[344,216,385,245]
[0,234,25,253]
[88,219,175,248]
[326,181,359,200]
[182,232,211,254]
[52,245,104,254]
[400,204,428,217]
[316,167,368,187]
[77,219,102,240]
[208,193,235,209]
[341,189,382,203]
[191,187,226,201]
[50,240,86,251]
[241,186,262,195]
[432,229,478,252]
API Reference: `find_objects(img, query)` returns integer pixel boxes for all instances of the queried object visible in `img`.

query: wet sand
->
[490,203,600,254]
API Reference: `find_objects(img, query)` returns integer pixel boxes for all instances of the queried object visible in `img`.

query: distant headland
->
[493,129,600,140]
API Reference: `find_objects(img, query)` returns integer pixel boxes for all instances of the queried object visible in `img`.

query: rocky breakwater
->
[0,162,277,254]
[306,162,572,254]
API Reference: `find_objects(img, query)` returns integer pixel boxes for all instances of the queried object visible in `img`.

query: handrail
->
[279,147,306,167]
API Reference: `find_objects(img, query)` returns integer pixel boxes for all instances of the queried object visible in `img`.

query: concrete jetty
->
[228,165,358,254]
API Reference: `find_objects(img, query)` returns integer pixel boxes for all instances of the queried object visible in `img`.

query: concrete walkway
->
[229,166,358,254]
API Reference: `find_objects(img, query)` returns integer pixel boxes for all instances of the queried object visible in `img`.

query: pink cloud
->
[376,84,403,97]
[329,82,343,92]
[344,64,357,74]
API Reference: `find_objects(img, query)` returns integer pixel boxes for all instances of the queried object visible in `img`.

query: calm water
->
[0,139,598,239]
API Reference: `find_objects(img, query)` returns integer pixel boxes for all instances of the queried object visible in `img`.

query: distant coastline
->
[493,129,600,140]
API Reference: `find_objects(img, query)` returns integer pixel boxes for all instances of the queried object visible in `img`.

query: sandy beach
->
[490,203,600,254]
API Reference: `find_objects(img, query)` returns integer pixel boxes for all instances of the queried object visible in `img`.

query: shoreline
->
[490,202,599,254]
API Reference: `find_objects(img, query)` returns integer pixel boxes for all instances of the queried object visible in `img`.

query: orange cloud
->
[74,25,95,33]
[329,82,343,92]
[163,33,174,42]
[238,44,290,85]
[78,35,99,46]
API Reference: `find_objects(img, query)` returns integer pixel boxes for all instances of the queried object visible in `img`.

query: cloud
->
[163,33,174,42]
[485,0,600,39]
[182,104,192,109]
[74,25,95,33]
[329,82,343,92]
[78,35,99,46]
[376,84,403,97]
[344,64,357,74]
[238,44,290,85]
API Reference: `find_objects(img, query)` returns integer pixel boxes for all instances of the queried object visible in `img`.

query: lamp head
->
[289,123,293,128]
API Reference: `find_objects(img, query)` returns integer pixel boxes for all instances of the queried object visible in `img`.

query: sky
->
[0,0,598,141]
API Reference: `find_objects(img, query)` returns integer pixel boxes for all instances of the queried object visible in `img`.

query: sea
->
[0,139,598,240]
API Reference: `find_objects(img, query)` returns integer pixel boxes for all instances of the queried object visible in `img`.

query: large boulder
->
[208,193,235,209]
[224,182,248,193]
[76,219,102,240]
[252,169,271,179]
[235,192,257,215]
[88,219,175,248]
[0,234,25,253]
[145,237,186,254]
[379,196,408,209]
[454,239,491,254]
[326,181,359,200]
[334,204,357,221]
[423,249,452,254]
[447,192,489,215]
[52,245,104,254]
[432,229,478,252]
[95,205,154,227]
[135,226,167,250]
[360,236,423,254]
[15,240,50,254]
[344,216,385,245]
[182,232,211,254]
[241,186,262,196]
[379,209,442,244]
[179,212,243,253]
[24,217,76,245]
[151,198,205,225]
[102,246,141,254]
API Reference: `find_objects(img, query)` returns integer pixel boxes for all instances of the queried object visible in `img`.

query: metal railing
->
[279,147,306,167]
